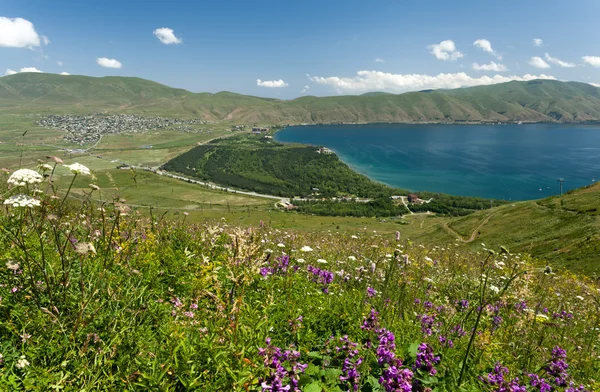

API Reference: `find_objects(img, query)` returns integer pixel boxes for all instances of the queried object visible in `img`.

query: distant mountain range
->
[2,73,600,123]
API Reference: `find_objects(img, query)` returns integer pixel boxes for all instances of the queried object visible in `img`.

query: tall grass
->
[0,161,598,390]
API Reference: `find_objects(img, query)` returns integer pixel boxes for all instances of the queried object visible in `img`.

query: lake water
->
[275,123,600,200]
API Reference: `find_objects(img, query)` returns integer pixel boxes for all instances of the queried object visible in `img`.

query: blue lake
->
[275,123,600,200]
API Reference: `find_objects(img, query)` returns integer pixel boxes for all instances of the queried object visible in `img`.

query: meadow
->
[0,161,598,391]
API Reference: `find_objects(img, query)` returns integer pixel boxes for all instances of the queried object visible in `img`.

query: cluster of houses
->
[251,127,270,134]
[317,147,333,154]
[37,114,212,145]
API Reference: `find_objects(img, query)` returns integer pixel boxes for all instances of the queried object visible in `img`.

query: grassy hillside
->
[2,73,600,123]
[409,182,600,277]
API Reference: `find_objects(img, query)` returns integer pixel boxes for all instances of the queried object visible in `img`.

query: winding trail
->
[442,212,495,243]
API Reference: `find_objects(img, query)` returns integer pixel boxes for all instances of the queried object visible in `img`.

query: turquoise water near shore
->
[275,123,600,200]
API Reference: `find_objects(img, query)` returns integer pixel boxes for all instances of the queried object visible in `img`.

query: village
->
[37,114,214,145]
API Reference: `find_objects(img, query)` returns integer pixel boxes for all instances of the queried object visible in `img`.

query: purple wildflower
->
[367,287,376,298]
[414,343,440,376]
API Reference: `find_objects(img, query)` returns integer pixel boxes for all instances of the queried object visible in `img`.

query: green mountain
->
[2,73,600,123]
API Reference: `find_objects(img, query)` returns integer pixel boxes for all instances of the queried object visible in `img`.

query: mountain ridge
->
[2,73,600,123]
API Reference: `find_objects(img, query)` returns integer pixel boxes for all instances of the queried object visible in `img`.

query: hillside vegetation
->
[0,164,598,390]
[2,73,600,123]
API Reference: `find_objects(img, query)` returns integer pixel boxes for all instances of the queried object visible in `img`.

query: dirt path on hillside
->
[442,213,495,243]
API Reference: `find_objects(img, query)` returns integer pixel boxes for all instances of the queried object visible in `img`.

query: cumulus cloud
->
[528,56,550,69]
[4,67,43,75]
[374,58,385,63]
[533,38,543,47]
[0,17,47,48]
[582,56,600,67]
[96,57,122,69]
[544,53,575,68]
[20,67,42,73]
[428,40,463,61]
[472,61,507,72]
[308,70,555,94]
[300,85,310,93]
[473,39,501,59]
[153,27,182,44]
[256,79,288,88]
[60,72,70,75]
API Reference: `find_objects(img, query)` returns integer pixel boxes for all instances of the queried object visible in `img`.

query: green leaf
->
[303,381,322,392]
[408,342,420,359]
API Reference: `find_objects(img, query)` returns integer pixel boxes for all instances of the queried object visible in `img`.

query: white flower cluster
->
[16,355,30,369]
[3,194,41,208]
[64,163,91,176]
[7,169,43,187]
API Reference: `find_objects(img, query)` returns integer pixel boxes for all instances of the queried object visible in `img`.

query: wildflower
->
[367,287,377,297]
[20,333,31,343]
[296,258,305,263]
[348,256,356,261]
[414,343,440,376]
[38,163,53,171]
[300,246,313,252]
[16,356,30,369]
[575,295,584,301]
[489,285,500,294]
[74,242,97,256]
[7,169,43,186]
[395,231,400,241]
[316,258,327,264]
[277,243,285,248]
[47,156,64,164]
[64,162,91,175]
[183,311,194,318]
[3,194,41,208]
[89,184,100,191]
[6,260,20,271]
[351,235,358,239]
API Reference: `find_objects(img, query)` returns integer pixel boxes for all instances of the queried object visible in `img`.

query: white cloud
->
[96,57,122,69]
[528,56,550,69]
[472,61,508,72]
[582,56,600,67]
[300,85,310,93]
[308,70,556,94]
[153,27,182,44]
[20,67,42,73]
[4,67,43,75]
[375,58,385,63]
[256,79,288,88]
[428,40,463,61]
[60,72,70,75]
[473,39,501,59]
[0,17,46,48]
[57,61,63,66]
[41,35,50,45]
[544,53,575,68]
[533,38,543,47]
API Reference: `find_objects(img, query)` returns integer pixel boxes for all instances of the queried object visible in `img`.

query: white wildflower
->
[265,249,273,254]
[317,259,327,264]
[351,235,358,239]
[89,184,100,191]
[277,243,285,248]
[7,169,43,186]
[297,258,305,263]
[489,285,500,294]
[424,256,433,262]
[64,163,91,176]
[3,194,41,208]
[576,295,584,301]
[6,260,20,271]
[301,246,313,252]
[16,356,29,369]
[348,256,356,261]
[74,242,96,256]
[38,163,53,171]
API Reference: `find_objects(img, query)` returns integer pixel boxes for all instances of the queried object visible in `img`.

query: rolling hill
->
[2,73,600,123]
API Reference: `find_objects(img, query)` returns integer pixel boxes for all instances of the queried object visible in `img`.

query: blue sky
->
[2,0,600,98]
